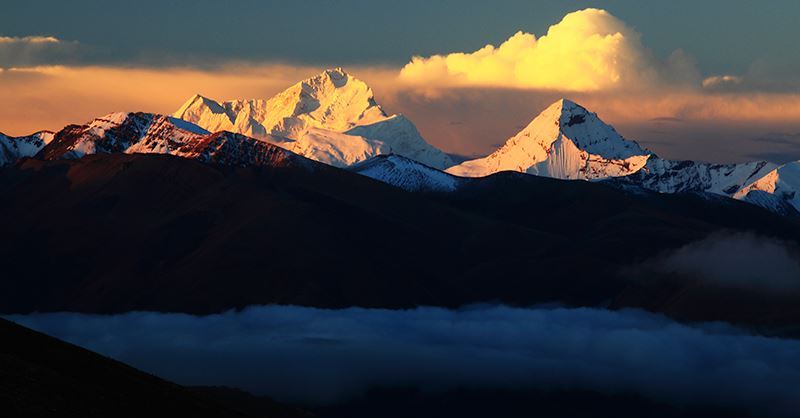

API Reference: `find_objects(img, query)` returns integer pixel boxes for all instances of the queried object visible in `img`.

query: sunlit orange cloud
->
[398,8,698,91]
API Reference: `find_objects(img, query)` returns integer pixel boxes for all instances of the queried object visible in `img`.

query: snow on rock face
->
[0,130,55,166]
[447,99,650,179]
[625,158,777,196]
[345,115,453,169]
[173,68,386,139]
[289,128,390,168]
[349,154,462,192]
[732,162,800,215]
[39,112,309,170]
[174,68,453,169]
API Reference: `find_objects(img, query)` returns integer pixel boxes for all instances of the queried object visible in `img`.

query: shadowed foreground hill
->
[0,318,306,418]
[2,153,800,332]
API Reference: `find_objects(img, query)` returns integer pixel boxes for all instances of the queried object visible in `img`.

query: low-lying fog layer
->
[8,305,800,416]
[639,232,800,292]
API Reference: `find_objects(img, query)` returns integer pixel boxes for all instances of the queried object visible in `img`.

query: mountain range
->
[174,68,454,169]
[2,68,798,217]
[3,67,800,418]
[1,68,800,327]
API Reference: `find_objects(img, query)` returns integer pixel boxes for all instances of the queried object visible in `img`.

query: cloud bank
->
[399,9,697,91]
[8,305,800,416]
[644,232,800,293]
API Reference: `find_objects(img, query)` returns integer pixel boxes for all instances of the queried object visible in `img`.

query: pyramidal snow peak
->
[174,68,454,169]
[437,98,800,216]
[446,99,651,180]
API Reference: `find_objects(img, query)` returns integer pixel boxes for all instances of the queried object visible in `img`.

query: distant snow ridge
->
[349,154,462,192]
[288,128,390,168]
[626,158,777,196]
[174,68,453,169]
[733,162,800,216]
[9,86,800,217]
[0,130,54,166]
[447,99,651,180]
[39,112,309,169]
[619,148,800,215]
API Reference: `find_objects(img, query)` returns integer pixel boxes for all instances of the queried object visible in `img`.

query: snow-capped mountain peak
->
[173,68,386,140]
[174,68,453,169]
[256,67,388,137]
[551,99,648,160]
[447,98,651,179]
[175,94,228,118]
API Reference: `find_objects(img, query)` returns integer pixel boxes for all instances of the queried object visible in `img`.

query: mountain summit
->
[447,99,651,179]
[175,68,453,169]
[174,68,387,139]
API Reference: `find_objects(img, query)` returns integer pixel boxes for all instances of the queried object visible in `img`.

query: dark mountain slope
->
[2,153,800,331]
[0,318,305,417]
[0,153,553,313]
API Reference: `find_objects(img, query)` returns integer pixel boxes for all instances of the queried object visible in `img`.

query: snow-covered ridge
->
[174,68,453,169]
[0,130,54,166]
[446,99,651,180]
[39,112,310,169]
[288,128,389,168]
[625,158,777,196]
[349,154,462,192]
[8,91,800,217]
[732,162,800,216]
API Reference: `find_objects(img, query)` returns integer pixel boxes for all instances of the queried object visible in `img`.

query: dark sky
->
[2,0,799,74]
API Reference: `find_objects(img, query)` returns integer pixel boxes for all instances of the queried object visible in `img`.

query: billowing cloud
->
[0,35,78,68]
[7,305,800,416]
[399,9,698,91]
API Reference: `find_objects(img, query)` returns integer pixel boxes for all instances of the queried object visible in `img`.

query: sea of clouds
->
[8,305,800,416]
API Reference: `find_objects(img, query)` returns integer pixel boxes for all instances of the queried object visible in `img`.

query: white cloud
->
[0,35,61,44]
[702,75,744,89]
[399,8,697,91]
